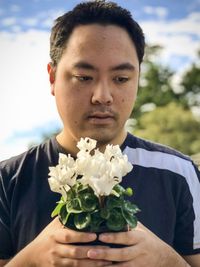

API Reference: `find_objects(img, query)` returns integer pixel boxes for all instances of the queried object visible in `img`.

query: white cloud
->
[11,25,22,32]
[41,9,65,28]
[140,11,200,99]
[166,12,200,36]
[22,18,39,26]
[21,9,65,29]
[1,17,17,26]
[140,11,200,68]
[0,30,61,160]
[143,6,168,19]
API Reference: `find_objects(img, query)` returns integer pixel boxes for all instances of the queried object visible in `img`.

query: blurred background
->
[0,0,200,164]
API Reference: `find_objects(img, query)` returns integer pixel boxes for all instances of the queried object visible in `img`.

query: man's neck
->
[56,130,128,157]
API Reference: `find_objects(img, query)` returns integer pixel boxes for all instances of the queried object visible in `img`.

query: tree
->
[133,46,200,120]
[133,45,178,119]
[180,50,200,108]
[133,103,200,155]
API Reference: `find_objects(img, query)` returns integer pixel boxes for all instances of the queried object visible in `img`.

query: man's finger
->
[87,245,140,262]
[54,227,97,244]
[57,244,110,259]
[98,226,145,246]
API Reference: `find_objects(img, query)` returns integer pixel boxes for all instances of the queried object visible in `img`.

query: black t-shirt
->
[0,133,200,259]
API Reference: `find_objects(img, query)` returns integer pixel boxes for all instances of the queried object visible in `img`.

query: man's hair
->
[50,0,145,66]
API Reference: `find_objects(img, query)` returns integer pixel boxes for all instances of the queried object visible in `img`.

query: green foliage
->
[134,103,200,155]
[180,59,200,107]
[133,45,200,120]
[133,45,178,119]
[51,183,140,232]
[130,45,200,155]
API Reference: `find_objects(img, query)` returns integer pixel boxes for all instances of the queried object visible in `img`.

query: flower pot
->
[72,225,129,248]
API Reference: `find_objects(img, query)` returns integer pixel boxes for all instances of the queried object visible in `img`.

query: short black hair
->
[50,0,145,66]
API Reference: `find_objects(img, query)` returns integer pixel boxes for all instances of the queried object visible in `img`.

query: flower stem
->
[99,196,105,208]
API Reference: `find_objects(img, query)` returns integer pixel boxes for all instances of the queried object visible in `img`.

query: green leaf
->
[106,196,122,209]
[66,190,74,200]
[100,208,110,219]
[51,202,65,218]
[59,205,70,226]
[122,210,138,229]
[113,184,126,195]
[76,183,91,193]
[79,193,98,212]
[123,201,140,214]
[90,211,105,232]
[106,209,126,231]
[66,198,82,213]
[74,213,91,230]
[59,196,66,203]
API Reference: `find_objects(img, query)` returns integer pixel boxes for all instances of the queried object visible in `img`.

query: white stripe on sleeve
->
[124,146,200,249]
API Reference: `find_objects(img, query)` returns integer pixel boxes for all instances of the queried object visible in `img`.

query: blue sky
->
[0,0,200,160]
[1,0,199,25]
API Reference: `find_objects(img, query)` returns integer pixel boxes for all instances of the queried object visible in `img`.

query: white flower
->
[48,137,133,199]
[110,154,133,178]
[58,153,75,168]
[77,137,97,152]
[77,149,109,177]
[76,152,91,175]
[104,144,122,160]
[77,141,132,197]
[48,177,71,199]
[48,153,77,199]
[80,173,120,196]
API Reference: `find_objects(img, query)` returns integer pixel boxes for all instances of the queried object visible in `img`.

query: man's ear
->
[47,62,56,96]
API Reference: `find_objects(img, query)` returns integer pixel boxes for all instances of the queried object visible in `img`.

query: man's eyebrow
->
[110,63,135,71]
[72,61,135,71]
[73,61,97,70]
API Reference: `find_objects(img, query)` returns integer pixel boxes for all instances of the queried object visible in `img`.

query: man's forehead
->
[67,24,133,47]
[60,24,139,69]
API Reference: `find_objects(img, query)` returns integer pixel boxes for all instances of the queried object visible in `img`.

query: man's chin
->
[81,131,115,144]
[81,129,126,146]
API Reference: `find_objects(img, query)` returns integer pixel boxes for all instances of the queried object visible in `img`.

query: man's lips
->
[88,112,115,119]
[87,112,115,124]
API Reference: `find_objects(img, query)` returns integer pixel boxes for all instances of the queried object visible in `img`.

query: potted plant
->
[48,137,140,245]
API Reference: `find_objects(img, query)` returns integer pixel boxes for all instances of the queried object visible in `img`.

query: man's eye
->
[114,77,129,83]
[74,75,93,82]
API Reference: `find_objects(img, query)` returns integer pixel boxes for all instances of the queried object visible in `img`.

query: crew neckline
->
[51,133,130,157]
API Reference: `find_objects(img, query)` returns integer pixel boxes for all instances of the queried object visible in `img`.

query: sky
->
[0,0,200,161]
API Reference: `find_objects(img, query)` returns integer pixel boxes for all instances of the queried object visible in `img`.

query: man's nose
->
[91,80,113,105]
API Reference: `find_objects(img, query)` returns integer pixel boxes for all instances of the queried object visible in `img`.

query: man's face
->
[49,24,139,150]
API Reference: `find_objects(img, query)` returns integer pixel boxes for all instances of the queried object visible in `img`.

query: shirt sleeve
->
[0,167,14,259]
[174,162,200,255]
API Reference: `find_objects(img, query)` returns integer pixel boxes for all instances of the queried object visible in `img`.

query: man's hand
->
[5,217,111,267]
[87,222,190,267]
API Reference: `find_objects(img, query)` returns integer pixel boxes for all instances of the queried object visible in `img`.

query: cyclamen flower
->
[48,153,77,199]
[77,137,97,152]
[80,173,120,196]
[110,154,133,178]
[48,138,133,198]
[76,141,133,196]
[104,144,123,160]
[76,149,109,178]
[78,152,132,196]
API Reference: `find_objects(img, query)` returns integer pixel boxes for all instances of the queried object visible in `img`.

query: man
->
[0,1,200,266]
